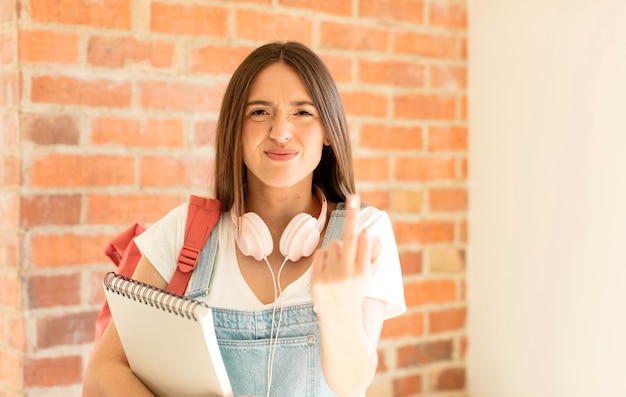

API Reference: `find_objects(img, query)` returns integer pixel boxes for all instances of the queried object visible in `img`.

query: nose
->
[268,117,292,143]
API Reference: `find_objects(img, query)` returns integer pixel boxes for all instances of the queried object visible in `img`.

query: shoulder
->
[134,203,188,246]
[327,202,395,238]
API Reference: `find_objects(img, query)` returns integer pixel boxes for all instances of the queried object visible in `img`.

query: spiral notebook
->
[103,272,233,397]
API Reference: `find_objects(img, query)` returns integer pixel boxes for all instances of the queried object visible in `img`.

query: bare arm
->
[311,195,386,397]
[83,255,167,396]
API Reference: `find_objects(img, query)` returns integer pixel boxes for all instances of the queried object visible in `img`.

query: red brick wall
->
[0,0,467,396]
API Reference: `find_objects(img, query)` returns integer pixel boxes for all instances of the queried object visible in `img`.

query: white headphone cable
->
[263,256,289,397]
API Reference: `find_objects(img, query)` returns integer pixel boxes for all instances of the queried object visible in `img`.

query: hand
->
[311,195,381,323]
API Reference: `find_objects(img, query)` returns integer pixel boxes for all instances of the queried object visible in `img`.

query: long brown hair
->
[214,41,355,214]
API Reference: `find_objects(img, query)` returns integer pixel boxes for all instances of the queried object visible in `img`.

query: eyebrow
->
[245,100,316,107]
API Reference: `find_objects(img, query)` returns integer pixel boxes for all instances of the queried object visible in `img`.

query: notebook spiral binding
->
[104,272,208,321]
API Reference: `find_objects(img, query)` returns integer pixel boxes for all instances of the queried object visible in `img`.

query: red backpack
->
[93,196,222,345]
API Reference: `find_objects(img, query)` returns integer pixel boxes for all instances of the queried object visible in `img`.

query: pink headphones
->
[231,186,328,262]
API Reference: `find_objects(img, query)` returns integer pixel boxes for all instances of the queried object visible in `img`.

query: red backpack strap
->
[167,196,221,295]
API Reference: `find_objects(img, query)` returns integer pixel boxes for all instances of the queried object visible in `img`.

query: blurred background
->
[1,0,624,396]
[1,1,467,396]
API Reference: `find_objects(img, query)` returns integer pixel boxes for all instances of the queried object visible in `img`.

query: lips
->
[264,148,298,161]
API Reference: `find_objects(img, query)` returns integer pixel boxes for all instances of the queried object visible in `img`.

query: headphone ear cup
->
[279,213,321,262]
[237,212,273,261]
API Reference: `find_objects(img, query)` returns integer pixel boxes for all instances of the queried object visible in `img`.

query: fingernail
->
[348,195,359,208]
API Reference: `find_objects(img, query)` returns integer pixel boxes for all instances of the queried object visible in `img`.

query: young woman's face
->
[242,62,329,190]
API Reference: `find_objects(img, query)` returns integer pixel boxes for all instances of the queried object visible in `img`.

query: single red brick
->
[359,59,425,87]
[0,71,19,107]
[398,250,422,275]
[393,31,458,59]
[30,0,131,29]
[394,373,422,396]
[430,3,468,30]
[18,30,79,63]
[0,192,18,228]
[360,124,423,151]
[280,0,352,15]
[360,0,424,24]
[0,232,20,268]
[0,0,15,22]
[397,339,453,368]
[20,113,80,145]
[394,157,456,181]
[139,80,224,112]
[394,219,456,245]
[24,355,83,387]
[390,189,423,213]
[86,193,181,224]
[428,126,468,152]
[29,154,134,187]
[28,274,81,308]
[87,36,174,68]
[403,279,456,306]
[1,111,18,147]
[394,94,457,120]
[31,75,131,108]
[31,233,113,267]
[0,350,21,390]
[0,272,20,308]
[7,314,25,351]
[320,21,389,52]
[432,367,466,391]
[0,33,13,64]
[151,3,229,37]
[20,194,81,227]
[341,91,388,118]
[429,307,467,333]
[429,188,468,212]
[2,154,20,186]
[235,9,314,45]
[90,117,184,148]
[36,311,98,348]
[139,155,214,187]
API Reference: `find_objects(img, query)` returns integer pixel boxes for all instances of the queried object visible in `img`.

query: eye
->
[294,109,314,117]
[249,108,270,116]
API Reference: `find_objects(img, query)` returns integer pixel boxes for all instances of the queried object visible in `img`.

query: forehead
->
[247,62,311,100]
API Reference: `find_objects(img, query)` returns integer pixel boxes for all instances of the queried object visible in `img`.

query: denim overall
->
[185,205,348,397]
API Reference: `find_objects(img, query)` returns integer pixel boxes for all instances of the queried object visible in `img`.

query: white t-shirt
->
[134,203,406,320]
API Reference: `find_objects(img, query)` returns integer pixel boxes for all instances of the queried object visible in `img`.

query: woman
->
[84,41,405,397]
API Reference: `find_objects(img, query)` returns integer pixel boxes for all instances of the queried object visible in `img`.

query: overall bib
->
[185,205,349,397]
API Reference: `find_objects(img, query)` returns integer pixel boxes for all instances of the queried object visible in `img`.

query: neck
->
[245,184,319,234]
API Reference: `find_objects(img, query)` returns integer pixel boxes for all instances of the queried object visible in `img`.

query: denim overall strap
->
[185,222,219,299]
[321,203,346,249]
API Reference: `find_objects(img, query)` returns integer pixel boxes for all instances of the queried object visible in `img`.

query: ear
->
[323,134,331,146]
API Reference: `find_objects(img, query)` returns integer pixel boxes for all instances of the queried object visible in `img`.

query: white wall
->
[468,1,626,396]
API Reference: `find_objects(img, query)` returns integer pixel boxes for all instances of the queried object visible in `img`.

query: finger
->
[310,248,327,283]
[341,194,360,266]
[325,240,342,272]
[354,229,372,274]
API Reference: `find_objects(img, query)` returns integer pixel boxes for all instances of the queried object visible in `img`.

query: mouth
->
[264,149,298,161]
